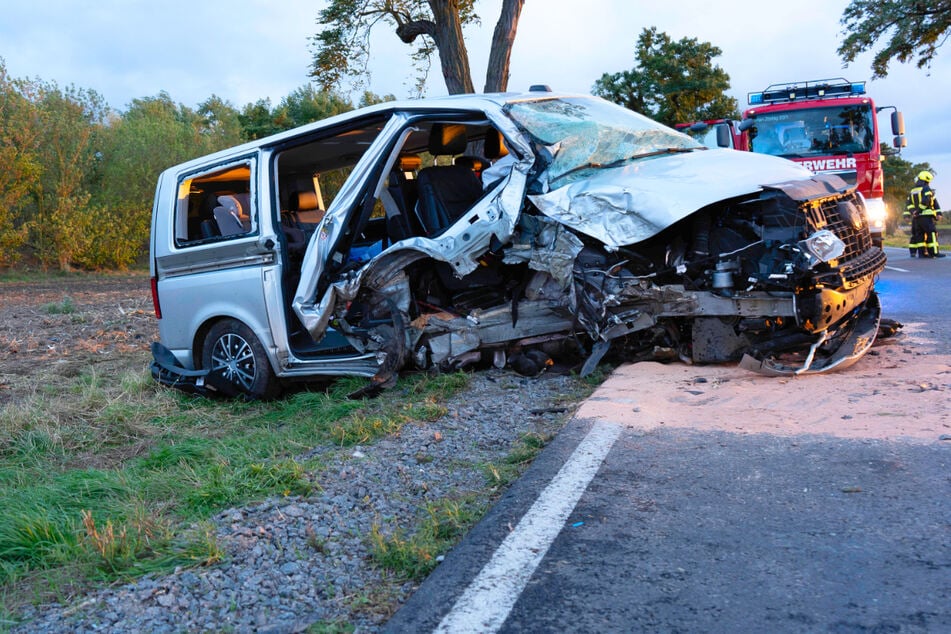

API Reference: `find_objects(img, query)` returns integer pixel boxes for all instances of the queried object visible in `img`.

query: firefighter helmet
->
[917,170,934,183]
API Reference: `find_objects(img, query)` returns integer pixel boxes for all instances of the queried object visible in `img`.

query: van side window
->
[175,162,254,246]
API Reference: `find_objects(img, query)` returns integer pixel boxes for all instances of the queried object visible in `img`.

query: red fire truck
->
[678,79,906,246]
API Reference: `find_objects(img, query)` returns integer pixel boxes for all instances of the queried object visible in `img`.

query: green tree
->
[0,70,402,271]
[838,0,951,78]
[276,85,354,129]
[198,95,244,147]
[0,61,39,266]
[310,0,525,95]
[239,98,282,141]
[25,80,109,270]
[357,90,397,109]
[89,93,223,269]
[881,144,934,233]
[238,86,365,141]
[98,94,197,208]
[0,63,114,270]
[593,27,738,127]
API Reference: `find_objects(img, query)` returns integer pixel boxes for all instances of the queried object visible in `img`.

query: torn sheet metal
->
[740,292,881,376]
[529,150,814,247]
[502,215,584,287]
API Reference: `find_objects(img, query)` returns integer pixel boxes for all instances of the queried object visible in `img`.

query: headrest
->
[484,129,508,159]
[454,155,488,172]
[233,193,251,218]
[290,190,319,211]
[428,123,468,156]
[216,195,243,217]
[397,154,422,171]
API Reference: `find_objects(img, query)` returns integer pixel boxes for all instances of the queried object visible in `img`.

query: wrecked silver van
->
[149,91,887,398]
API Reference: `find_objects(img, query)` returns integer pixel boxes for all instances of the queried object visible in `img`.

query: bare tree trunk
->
[427,0,475,94]
[484,0,525,93]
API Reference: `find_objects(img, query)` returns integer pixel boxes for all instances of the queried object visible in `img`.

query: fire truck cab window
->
[749,105,873,158]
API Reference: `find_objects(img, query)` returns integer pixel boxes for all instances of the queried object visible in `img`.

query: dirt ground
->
[0,273,156,406]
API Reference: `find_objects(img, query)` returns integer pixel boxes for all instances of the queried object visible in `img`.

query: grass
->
[368,430,557,581]
[482,431,551,489]
[41,296,77,315]
[0,269,149,284]
[0,365,473,611]
[368,496,487,581]
[0,270,605,630]
[306,621,356,634]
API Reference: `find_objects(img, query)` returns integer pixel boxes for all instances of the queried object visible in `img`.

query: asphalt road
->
[385,247,951,633]
[878,246,951,343]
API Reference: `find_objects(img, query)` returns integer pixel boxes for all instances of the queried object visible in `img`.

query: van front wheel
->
[201,319,281,400]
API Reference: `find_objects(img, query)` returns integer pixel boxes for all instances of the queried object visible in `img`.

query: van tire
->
[201,319,281,400]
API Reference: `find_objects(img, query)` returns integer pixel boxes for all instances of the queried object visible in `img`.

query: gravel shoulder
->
[12,370,584,633]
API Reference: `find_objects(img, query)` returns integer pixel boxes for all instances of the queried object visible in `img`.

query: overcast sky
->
[1,0,948,191]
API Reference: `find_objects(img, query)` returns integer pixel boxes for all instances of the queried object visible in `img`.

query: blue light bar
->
[747,78,865,105]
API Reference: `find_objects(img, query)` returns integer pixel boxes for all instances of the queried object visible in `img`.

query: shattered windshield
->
[747,104,874,158]
[505,97,701,189]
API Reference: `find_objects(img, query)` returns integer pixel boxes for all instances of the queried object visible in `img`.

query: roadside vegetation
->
[881,147,938,237]
[0,59,392,273]
[367,431,550,581]
[0,333,598,623]
[0,362,472,611]
[366,368,606,583]
[883,222,951,248]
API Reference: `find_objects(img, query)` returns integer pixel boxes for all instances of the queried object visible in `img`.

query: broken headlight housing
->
[798,229,846,265]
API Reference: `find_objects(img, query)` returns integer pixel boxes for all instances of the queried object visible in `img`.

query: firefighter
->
[905,170,944,258]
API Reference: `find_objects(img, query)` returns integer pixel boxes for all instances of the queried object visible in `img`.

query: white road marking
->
[434,419,621,633]
[885,266,909,273]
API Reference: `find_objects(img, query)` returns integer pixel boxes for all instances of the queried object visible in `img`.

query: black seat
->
[416,165,484,237]
[199,219,219,239]
[386,153,422,241]
[282,224,307,258]
[194,192,221,240]
[415,124,483,237]
[283,190,322,256]
[454,154,488,177]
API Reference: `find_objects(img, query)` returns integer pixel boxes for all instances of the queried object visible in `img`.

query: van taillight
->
[150,276,162,319]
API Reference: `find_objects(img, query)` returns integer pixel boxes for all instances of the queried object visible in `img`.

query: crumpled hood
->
[528,149,816,247]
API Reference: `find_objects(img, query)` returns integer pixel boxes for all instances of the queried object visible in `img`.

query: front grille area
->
[805,192,886,287]
[839,246,887,285]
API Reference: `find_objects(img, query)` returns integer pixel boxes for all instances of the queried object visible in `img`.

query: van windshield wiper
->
[557,147,696,180]
[626,147,696,161]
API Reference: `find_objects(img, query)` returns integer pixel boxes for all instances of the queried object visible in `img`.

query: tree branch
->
[396,18,437,43]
